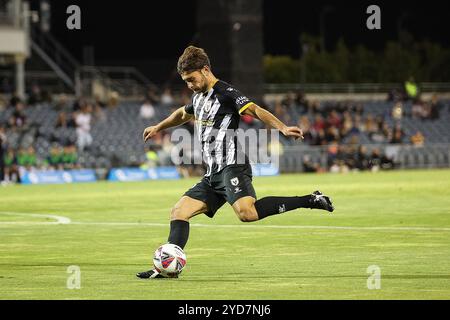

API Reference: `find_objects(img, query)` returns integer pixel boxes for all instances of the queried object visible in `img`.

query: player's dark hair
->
[177,46,211,74]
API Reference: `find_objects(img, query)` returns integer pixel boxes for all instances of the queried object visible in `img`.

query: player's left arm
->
[240,102,304,140]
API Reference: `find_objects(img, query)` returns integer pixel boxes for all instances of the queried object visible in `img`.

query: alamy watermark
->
[66,5,81,30]
[66,5,380,31]
[366,5,381,30]
[367,265,381,289]
[169,127,282,169]
[66,265,81,289]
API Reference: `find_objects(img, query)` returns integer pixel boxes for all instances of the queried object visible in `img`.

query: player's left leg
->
[232,190,334,222]
[224,165,334,222]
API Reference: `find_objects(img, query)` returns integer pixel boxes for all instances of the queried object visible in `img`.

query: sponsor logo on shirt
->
[236,96,250,106]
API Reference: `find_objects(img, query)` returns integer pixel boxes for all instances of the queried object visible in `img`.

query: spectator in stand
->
[93,102,107,124]
[17,146,38,172]
[56,111,76,128]
[412,99,425,119]
[348,115,362,137]
[412,99,431,120]
[140,145,159,169]
[411,131,425,147]
[62,144,79,170]
[387,88,403,102]
[312,114,326,132]
[139,99,156,120]
[94,95,106,109]
[326,141,339,167]
[53,94,69,111]
[335,145,350,173]
[46,144,64,170]
[340,111,353,137]
[364,114,378,138]
[311,128,327,146]
[281,92,296,114]
[9,95,21,109]
[307,100,321,115]
[302,155,322,173]
[369,148,382,172]
[297,116,313,144]
[380,152,395,169]
[3,148,21,183]
[370,121,388,143]
[72,97,86,112]
[390,123,405,144]
[429,95,441,120]
[27,84,42,105]
[108,91,119,108]
[404,76,419,101]
[327,110,342,129]
[355,145,370,171]
[75,104,93,151]
[161,88,174,105]
[294,90,309,114]
[8,102,27,131]
[392,101,403,120]
[0,126,5,182]
[369,148,395,171]
[273,101,291,125]
[325,126,340,143]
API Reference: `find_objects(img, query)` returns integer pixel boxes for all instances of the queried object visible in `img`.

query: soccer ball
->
[153,243,187,277]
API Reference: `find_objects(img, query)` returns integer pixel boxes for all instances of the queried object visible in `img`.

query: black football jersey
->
[184,80,253,176]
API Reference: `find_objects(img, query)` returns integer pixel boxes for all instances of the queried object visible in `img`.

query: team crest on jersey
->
[204,100,213,112]
[230,177,239,186]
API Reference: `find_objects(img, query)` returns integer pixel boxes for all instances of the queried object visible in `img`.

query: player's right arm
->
[143,106,194,142]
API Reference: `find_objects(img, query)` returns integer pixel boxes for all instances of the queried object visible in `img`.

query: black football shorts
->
[183,164,257,218]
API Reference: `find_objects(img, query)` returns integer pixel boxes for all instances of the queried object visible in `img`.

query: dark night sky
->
[28,0,450,80]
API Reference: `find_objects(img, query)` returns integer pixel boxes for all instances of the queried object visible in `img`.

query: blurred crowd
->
[0,85,106,184]
[1,79,448,183]
[0,93,84,184]
[267,91,444,147]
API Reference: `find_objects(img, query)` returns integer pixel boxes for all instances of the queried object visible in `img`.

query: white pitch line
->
[1,212,449,231]
[69,221,450,232]
[0,212,71,225]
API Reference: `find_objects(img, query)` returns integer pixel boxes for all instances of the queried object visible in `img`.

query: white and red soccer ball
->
[153,243,187,277]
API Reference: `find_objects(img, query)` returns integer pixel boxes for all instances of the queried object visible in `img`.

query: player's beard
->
[198,74,209,93]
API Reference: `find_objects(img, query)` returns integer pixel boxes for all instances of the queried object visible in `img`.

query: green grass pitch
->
[1,169,449,299]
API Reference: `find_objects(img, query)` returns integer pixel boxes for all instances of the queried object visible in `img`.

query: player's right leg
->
[136,196,208,279]
[167,195,208,249]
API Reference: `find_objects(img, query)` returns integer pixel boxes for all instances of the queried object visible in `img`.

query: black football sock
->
[254,195,312,220]
[167,220,190,249]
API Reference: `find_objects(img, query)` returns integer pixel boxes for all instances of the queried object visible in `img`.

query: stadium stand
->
[1,87,449,183]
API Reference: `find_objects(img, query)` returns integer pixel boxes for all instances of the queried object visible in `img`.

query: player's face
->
[181,69,208,93]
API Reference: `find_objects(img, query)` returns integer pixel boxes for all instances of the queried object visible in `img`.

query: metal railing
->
[279,143,450,173]
[96,66,154,97]
[264,83,450,94]
[26,25,156,98]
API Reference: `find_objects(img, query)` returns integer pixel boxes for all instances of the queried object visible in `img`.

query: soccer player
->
[137,46,334,279]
